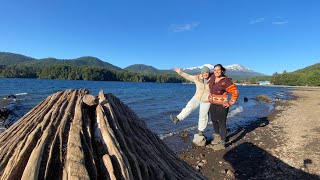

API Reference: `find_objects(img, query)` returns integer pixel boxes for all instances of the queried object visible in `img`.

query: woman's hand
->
[173,67,181,73]
[222,102,230,108]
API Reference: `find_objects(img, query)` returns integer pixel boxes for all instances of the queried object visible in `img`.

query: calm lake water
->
[0,78,290,142]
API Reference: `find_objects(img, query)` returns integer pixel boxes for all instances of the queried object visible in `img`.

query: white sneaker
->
[192,134,206,146]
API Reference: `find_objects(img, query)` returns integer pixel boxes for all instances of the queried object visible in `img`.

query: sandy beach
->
[179,87,320,179]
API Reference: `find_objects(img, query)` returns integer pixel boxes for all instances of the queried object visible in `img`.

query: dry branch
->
[0,89,205,180]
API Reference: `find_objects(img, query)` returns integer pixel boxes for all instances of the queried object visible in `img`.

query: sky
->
[0,0,319,75]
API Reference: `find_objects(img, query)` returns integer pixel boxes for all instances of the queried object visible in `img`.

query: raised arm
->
[173,67,196,82]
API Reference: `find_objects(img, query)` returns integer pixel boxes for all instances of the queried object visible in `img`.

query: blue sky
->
[0,0,319,75]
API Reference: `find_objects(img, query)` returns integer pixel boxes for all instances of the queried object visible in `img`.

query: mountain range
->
[0,52,266,79]
[181,64,266,79]
[0,52,121,71]
[124,64,175,75]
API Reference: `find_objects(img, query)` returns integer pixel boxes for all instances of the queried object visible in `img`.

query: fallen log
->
[0,89,205,180]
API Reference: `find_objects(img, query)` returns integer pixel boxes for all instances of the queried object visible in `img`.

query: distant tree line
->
[0,65,186,83]
[242,76,272,84]
[271,70,320,86]
[0,65,38,78]
[1,63,319,86]
[245,68,320,86]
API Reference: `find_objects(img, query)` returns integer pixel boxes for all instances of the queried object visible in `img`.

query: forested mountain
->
[0,52,265,79]
[0,52,35,65]
[295,63,320,74]
[0,52,122,71]
[2,52,318,86]
[124,64,175,75]
[271,63,320,86]
[0,65,185,83]
[124,64,267,80]
[0,52,184,83]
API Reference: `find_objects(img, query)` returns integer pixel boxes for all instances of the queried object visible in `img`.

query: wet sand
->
[178,87,320,179]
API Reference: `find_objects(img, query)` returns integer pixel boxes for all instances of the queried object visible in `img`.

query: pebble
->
[196,159,207,168]
[198,162,204,167]
[195,165,201,171]
[220,169,226,174]
[211,166,215,172]
[202,159,207,164]
[226,169,235,179]
[181,131,189,139]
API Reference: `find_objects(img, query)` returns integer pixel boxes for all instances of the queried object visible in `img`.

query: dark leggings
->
[209,104,229,141]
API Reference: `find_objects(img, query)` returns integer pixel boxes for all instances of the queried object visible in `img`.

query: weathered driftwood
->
[0,89,205,180]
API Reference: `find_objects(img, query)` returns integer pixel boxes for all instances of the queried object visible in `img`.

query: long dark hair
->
[214,64,226,76]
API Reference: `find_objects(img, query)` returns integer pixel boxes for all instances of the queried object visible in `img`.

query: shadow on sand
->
[220,115,319,179]
[225,116,269,147]
[224,142,319,179]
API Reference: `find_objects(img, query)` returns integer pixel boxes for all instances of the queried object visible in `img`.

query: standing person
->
[206,64,239,150]
[170,66,211,146]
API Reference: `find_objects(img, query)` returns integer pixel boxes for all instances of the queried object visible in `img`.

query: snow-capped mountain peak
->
[181,64,265,79]
[183,64,214,71]
[183,64,251,72]
[225,64,252,72]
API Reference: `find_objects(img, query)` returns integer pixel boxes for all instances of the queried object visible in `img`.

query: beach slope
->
[180,87,320,179]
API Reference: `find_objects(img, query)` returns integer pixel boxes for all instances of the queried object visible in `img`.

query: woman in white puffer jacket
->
[170,66,211,145]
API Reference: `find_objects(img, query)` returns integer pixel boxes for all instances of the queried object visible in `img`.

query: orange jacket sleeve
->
[226,83,239,106]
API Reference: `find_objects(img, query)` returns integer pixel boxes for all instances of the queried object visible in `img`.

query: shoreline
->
[1,85,320,178]
[177,87,320,179]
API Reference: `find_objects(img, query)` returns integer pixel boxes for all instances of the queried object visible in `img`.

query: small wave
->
[0,127,6,133]
[158,125,198,140]
[15,93,28,96]
[227,106,244,118]
[158,107,244,140]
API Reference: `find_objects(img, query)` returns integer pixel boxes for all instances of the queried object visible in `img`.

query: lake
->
[0,78,290,143]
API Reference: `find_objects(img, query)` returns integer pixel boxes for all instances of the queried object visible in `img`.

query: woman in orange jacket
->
[207,64,239,150]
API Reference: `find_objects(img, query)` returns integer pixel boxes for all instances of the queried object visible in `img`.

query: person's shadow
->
[223,142,319,179]
[225,116,269,147]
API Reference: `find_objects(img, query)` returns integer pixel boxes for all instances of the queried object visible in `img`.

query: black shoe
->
[170,115,180,124]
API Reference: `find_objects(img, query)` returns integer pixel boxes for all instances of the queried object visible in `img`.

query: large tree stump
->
[0,89,205,180]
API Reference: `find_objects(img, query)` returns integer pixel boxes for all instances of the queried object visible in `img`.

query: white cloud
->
[169,22,199,32]
[249,18,265,24]
[272,17,288,25]
[272,21,288,25]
